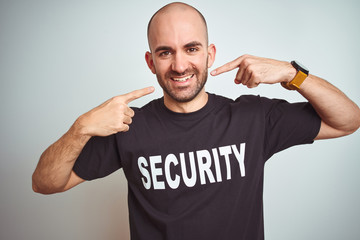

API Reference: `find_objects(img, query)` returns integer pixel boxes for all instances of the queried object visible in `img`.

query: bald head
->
[147,2,208,51]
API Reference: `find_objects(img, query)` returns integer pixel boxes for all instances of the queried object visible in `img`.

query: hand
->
[210,54,295,88]
[76,86,155,137]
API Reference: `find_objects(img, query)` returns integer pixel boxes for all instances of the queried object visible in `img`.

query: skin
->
[210,54,360,139]
[145,3,215,113]
[32,2,360,194]
[32,87,154,193]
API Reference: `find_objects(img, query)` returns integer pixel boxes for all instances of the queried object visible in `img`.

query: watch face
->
[292,60,309,74]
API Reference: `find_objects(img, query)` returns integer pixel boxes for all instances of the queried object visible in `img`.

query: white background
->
[1,0,359,239]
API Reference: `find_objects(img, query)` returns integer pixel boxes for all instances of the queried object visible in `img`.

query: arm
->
[32,87,154,194]
[210,55,360,139]
[32,124,88,194]
[298,75,360,139]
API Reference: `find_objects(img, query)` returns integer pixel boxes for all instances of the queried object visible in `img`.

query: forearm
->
[211,54,360,138]
[32,120,90,194]
[298,74,360,138]
[32,87,154,194]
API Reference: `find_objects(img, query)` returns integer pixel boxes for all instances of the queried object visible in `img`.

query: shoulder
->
[131,98,163,115]
[234,94,295,114]
[206,93,267,111]
[234,94,281,106]
[129,98,165,127]
[232,94,267,112]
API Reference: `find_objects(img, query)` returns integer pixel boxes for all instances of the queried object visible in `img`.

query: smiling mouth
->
[171,74,194,82]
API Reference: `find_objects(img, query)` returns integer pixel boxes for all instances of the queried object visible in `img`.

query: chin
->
[167,87,205,103]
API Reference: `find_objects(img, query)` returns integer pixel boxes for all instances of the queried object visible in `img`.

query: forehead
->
[148,8,207,51]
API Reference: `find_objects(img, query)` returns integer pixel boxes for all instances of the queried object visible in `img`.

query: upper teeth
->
[173,74,193,82]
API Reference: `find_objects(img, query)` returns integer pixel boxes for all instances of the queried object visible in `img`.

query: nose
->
[171,52,188,74]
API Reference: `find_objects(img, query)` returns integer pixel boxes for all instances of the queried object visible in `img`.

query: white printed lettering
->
[197,150,215,185]
[150,156,165,190]
[219,146,232,180]
[180,152,197,187]
[212,148,222,182]
[137,143,246,190]
[164,154,180,189]
[138,156,151,189]
[231,143,246,177]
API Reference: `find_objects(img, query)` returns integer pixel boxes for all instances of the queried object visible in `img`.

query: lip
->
[171,74,194,83]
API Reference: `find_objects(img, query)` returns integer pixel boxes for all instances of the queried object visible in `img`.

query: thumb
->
[123,86,155,104]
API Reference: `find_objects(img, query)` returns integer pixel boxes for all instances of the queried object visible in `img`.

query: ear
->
[207,44,216,68]
[145,51,156,74]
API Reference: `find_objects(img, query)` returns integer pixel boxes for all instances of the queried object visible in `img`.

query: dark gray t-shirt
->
[73,93,321,240]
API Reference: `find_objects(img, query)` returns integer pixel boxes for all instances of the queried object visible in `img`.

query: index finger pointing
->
[210,56,245,76]
[123,86,155,104]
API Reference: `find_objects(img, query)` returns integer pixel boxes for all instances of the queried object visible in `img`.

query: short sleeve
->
[261,97,321,160]
[73,134,122,181]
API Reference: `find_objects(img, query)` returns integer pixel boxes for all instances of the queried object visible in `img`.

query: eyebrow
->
[154,46,173,53]
[154,41,203,53]
[184,41,203,48]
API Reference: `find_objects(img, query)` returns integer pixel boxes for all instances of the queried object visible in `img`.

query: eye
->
[187,48,198,53]
[159,51,171,57]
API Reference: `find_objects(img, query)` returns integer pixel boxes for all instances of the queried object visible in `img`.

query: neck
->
[163,90,208,113]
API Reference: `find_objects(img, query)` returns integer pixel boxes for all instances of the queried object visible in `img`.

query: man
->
[32,2,360,240]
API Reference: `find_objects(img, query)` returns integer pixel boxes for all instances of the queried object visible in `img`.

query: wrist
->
[71,116,92,144]
[281,60,309,90]
[284,62,297,83]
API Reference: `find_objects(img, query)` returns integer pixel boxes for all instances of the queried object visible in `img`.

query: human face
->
[146,8,216,104]
[153,41,209,103]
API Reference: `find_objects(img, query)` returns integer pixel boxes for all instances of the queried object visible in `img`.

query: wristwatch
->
[281,60,309,90]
